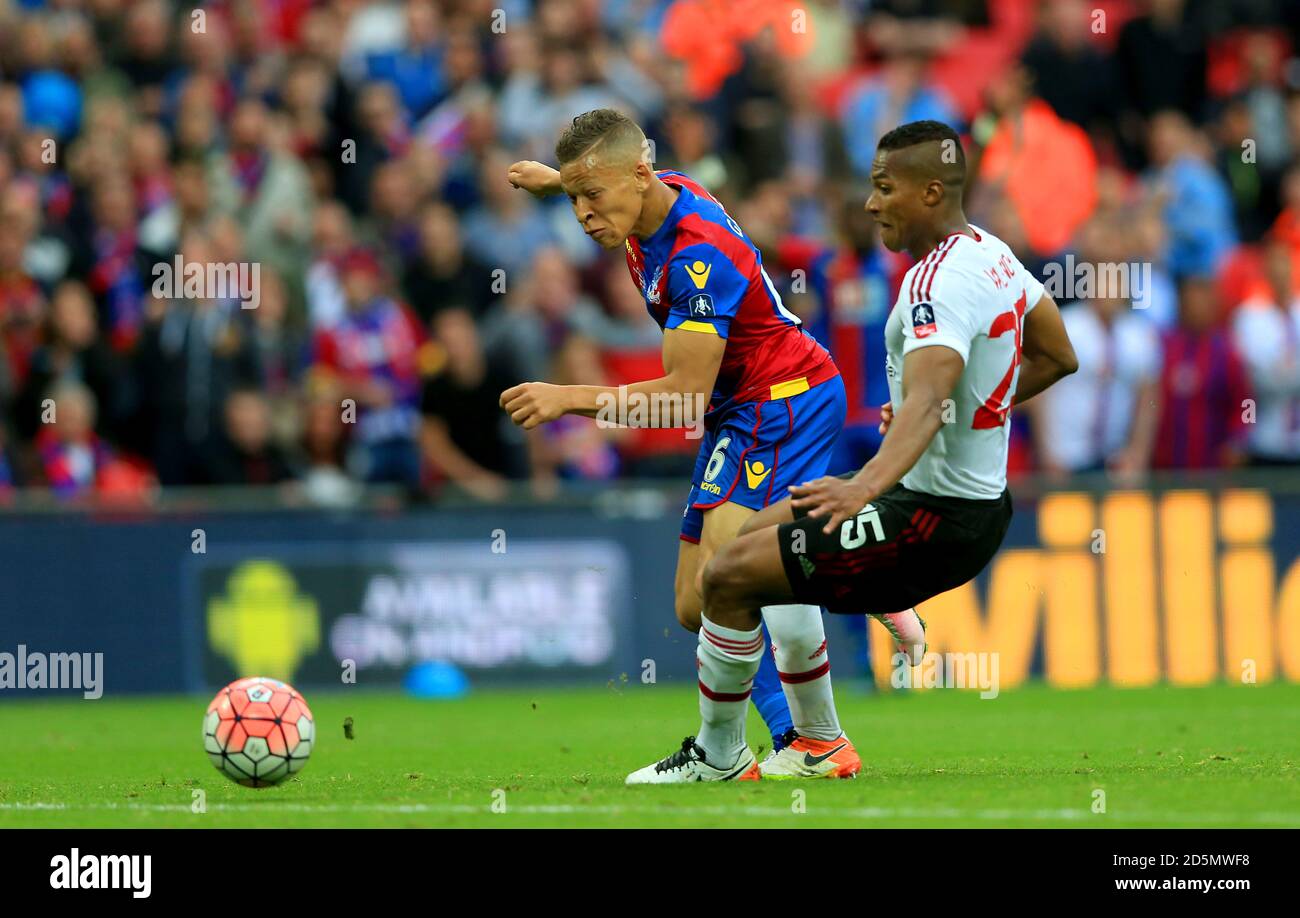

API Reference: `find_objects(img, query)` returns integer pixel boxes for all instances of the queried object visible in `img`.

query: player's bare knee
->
[702,550,763,631]
[701,544,750,608]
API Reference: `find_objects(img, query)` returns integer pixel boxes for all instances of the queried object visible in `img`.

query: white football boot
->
[871,608,927,666]
[625,736,760,784]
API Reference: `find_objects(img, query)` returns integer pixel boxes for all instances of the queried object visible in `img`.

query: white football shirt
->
[1231,296,1300,460]
[884,225,1044,499]
[1036,303,1161,471]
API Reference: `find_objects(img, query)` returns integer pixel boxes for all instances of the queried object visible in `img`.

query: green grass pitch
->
[2,682,1298,828]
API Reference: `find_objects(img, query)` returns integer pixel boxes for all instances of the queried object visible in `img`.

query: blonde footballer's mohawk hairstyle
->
[555,108,647,168]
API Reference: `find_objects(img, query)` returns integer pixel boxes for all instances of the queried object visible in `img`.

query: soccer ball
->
[203,677,314,787]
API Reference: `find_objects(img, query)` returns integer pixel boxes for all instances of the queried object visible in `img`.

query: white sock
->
[696,614,764,766]
[763,604,842,741]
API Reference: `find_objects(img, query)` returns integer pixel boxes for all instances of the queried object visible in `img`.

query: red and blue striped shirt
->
[624,171,838,419]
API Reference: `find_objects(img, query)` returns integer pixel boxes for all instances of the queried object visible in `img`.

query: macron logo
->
[50,849,151,899]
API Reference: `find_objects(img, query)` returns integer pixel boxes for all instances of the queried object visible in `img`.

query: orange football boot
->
[759,730,861,779]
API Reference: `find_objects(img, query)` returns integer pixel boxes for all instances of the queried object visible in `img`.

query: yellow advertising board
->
[871,490,1300,689]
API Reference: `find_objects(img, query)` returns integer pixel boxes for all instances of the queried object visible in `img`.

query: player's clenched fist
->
[878,401,894,436]
[507,160,562,198]
[500,382,569,429]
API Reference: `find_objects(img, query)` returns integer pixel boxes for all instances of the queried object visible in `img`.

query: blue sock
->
[751,619,793,750]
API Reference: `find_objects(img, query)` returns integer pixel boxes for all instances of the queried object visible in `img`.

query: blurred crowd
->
[1,0,1299,503]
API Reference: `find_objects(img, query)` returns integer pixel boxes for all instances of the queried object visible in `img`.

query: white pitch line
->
[1,801,1297,824]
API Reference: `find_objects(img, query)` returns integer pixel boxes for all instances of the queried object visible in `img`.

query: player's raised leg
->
[874,606,927,666]
[738,502,926,667]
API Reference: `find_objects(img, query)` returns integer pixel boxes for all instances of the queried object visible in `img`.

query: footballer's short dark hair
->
[555,108,647,167]
[877,120,966,180]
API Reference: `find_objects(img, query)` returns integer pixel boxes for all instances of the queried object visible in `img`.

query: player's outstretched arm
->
[1014,293,1078,406]
[790,345,964,533]
[507,160,563,198]
[500,327,724,430]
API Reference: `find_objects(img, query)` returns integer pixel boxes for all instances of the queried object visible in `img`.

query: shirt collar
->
[639,184,690,253]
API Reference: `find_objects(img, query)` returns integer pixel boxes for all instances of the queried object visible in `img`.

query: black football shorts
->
[777,477,1012,614]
